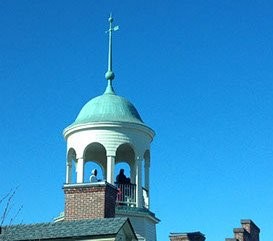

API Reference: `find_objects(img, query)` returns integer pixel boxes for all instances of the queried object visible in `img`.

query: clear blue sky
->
[0,1,273,240]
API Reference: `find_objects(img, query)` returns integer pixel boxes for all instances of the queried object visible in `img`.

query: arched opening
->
[116,143,135,182]
[83,142,107,183]
[84,162,104,183]
[115,143,136,207]
[66,148,77,184]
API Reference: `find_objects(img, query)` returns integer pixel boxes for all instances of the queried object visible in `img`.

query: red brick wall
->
[104,184,118,218]
[63,183,118,221]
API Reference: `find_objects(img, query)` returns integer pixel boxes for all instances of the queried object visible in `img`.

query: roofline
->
[0,217,130,240]
[63,121,155,140]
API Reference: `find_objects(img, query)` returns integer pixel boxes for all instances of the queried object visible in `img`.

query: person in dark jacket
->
[116,169,130,184]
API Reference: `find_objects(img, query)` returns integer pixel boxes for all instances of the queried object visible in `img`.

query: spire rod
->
[104,14,119,94]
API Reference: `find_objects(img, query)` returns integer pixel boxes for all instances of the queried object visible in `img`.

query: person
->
[90,169,99,183]
[116,169,130,184]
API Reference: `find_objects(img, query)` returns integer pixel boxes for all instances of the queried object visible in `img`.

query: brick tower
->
[63,15,159,241]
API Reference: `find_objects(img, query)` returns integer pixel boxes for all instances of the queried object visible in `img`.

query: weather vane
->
[105,14,119,81]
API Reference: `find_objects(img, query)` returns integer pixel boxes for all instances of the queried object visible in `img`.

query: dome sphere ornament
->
[108,15,113,23]
[105,70,115,80]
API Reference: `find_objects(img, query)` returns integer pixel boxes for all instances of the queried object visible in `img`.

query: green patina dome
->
[71,88,143,126]
[69,16,144,128]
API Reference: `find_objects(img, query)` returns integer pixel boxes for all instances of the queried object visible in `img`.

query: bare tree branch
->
[0,186,21,226]
[9,204,23,225]
[0,190,12,206]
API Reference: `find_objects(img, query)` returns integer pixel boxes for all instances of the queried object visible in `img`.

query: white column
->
[144,161,150,191]
[76,158,84,183]
[107,156,115,184]
[130,165,136,184]
[136,157,143,208]
[66,161,72,184]
[144,160,150,208]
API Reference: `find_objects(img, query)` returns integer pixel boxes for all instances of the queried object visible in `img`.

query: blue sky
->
[0,1,273,240]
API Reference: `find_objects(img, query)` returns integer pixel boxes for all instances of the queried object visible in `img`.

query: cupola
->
[63,15,159,241]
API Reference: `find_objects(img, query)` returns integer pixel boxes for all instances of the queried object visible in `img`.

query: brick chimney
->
[226,219,260,241]
[169,232,205,241]
[241,220,260,241]
[63,182,118,221]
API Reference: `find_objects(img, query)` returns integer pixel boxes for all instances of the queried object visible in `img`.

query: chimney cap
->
[169,231,205,240]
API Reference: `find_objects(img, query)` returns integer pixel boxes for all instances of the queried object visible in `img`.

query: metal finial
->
[105,14,119,85]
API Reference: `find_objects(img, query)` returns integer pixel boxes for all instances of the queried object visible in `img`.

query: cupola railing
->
[115,183,149,209]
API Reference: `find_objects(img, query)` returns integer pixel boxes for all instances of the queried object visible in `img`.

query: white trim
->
[63,121,155,140]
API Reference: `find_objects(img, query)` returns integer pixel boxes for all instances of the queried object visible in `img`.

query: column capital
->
[107,155,116,158]
[136,156,143,162]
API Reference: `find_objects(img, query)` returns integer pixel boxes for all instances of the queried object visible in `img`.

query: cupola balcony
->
[115,183,149,209]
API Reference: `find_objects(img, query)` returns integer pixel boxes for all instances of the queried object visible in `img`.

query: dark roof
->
[0,217,129,241]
